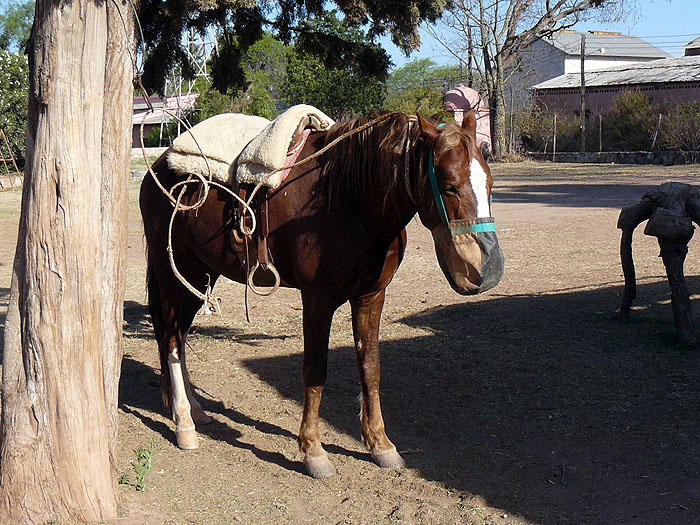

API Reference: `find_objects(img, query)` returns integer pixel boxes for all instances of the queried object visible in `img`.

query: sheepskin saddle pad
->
[167,113,271,183]
[236,104,334,189]
[167,105,334,189]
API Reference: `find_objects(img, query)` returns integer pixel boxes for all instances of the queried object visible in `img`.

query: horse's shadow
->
[121,278,700,524]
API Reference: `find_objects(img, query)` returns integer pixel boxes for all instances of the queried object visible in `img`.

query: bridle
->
[427,123,497,236]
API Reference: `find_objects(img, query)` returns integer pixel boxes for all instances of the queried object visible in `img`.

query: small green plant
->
[121,439,156,491]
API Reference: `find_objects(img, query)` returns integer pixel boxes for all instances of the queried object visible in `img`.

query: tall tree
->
[426,0,635,157]
[385,58,464,114]
[0,0,33,52]
[0,0,133,521]
[282,11,390,117]
[0,1,445,523]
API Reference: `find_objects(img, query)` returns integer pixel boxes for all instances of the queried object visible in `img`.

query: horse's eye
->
[445,184,459,196]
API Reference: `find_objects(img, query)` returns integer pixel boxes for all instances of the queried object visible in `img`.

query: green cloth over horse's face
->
[416,113,504,295]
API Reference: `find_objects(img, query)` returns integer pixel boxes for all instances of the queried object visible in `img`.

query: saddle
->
[167,106,334,296]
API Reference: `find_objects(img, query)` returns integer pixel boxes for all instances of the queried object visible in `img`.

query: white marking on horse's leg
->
[168,350,199,449]
[357,391,366,447]
[180,346,211,425]
[469,158,491,218]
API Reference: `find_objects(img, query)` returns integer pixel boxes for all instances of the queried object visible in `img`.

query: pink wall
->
[444,85,492,153]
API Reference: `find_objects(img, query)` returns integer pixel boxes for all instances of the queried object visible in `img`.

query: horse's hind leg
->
[179,291,214,426]
[350,290,405,469]
[149,256,218,449]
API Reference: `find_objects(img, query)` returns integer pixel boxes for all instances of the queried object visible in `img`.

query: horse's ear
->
[462,109,477,137]
[417,113,440,148]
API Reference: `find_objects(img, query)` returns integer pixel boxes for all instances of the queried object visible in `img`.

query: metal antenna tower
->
[162,26,220,139]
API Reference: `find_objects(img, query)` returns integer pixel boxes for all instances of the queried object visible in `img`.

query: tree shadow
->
[496,182,665,209]
[235,277,700,525]
[122,299,292,344]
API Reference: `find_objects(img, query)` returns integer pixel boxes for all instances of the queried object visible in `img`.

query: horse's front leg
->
[298,294,337,479]
[350,290,405,469]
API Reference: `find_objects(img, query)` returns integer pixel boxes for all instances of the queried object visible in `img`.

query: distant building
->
[683,36,700,56]
[532,54,700,114]
[132,93,200,148]
[508,31,670,108]
[444,85,492,153]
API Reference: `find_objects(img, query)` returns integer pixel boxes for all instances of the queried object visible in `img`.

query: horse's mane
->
[320,111,470,210]
[320,112,418,207]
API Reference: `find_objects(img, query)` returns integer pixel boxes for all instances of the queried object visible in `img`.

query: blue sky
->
[384,0,699,68]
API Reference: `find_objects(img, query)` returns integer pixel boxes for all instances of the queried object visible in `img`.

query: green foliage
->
[242,33,289,89]
[190,87,237,124]
[122,439,156,492]
[553,112,586,152]
[387,85,445,116]
[143,127,163,148]
[238,70,277,119]
[282,50,385,118]
[138,0,444,95]
[294,10,392,81]
[603,90,658,151]
[517,105,555,153]
[0,49,28,164]
[385,59,464,115]
[0,0,33,53]
[658,102,700,153]
[518,106,600,153]
[281,13,388,118]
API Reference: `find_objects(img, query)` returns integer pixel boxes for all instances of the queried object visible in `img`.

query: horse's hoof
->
[304,454,336,479]
[372,447,405,469]
[176,427,199,450]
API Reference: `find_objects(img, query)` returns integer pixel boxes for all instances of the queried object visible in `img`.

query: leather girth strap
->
[232,183,280,298]
[235,183,269,269]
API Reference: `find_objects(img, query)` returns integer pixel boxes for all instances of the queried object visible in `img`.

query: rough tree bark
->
[0,0,134,522]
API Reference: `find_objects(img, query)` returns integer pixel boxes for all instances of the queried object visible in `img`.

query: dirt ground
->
[2,161,700,524]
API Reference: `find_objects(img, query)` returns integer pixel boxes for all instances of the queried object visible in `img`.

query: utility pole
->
[580,33,586,153]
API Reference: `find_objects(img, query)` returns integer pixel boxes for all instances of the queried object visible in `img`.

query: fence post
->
[552,113,557,163]
[598,114,602,152]
[580,33,586,153]
[650,113,662,150]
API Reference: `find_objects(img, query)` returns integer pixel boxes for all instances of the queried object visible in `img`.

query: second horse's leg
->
[179,288,218,425]
[350,290,405,469]
[298,294,337,478]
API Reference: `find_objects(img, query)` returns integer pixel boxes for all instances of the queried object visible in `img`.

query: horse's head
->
[415,111,505,295]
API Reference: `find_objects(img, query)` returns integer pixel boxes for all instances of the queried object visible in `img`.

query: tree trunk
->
[490,83,506,158]
[489,62,507,158]
[102,0,135,468]
[0,0,133,522]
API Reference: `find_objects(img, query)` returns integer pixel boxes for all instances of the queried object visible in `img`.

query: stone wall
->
[528,150,700,165]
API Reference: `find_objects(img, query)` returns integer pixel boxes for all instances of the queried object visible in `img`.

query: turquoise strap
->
[427,123,496,233]
[449,221,497,236]
[428,150,449,225]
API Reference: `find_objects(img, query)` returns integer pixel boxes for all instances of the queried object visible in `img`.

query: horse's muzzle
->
[431,218,505,295]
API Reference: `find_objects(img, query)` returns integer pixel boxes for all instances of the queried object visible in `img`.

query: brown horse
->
[139,110,504,478]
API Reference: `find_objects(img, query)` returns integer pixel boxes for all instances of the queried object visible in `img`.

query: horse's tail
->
[146,250,174,411]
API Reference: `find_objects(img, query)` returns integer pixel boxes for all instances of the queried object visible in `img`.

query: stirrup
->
[247,260,280,296]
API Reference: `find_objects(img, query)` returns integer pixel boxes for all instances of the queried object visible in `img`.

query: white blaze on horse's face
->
[469,158,491,218]
[416,112,504,296]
